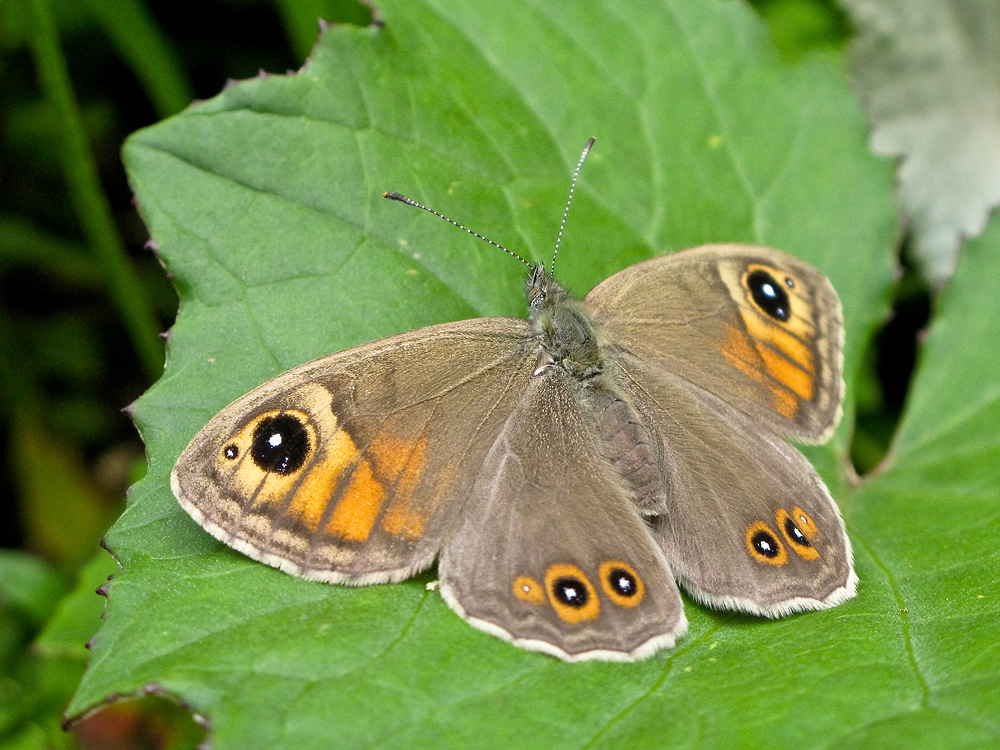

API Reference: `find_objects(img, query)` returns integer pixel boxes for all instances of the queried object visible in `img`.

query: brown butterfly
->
[172,139,856,661]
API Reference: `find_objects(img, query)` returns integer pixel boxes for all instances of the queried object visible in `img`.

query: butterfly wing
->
[171,318,542,585]
[439,372,686,661]
[586,244,854,614]
[614,357,856,615]
[586,244,844,443]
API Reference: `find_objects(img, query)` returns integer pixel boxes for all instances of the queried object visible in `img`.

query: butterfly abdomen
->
[582,385,665,515]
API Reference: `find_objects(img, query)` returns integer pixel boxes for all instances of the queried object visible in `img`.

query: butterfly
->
[171,139,856,661]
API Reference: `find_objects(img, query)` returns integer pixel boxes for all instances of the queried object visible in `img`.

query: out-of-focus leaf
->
[0,552,132,750]
[36,551,118,660]
[753,0,850,59]
[11,412,117,565]
[0,552,66,631]
[843,0,1000,285]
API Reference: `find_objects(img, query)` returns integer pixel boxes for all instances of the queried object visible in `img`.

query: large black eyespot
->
[747,269,791,322]
[551,576,590,609]
[250,413,311,475]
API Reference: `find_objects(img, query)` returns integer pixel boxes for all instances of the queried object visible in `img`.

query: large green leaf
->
[71,1,1000,747]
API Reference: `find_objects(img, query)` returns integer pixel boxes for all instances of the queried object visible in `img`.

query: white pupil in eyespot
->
[760,539,773,552]
[268,433,283,447]
[761,282,777,299]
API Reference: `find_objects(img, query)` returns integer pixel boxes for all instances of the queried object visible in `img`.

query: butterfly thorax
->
[526,264,603,380]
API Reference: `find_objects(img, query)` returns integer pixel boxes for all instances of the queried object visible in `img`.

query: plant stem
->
[25,0,164,382]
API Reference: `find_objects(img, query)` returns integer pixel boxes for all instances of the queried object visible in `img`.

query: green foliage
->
[4,0,998,747]
[79,1,999,747]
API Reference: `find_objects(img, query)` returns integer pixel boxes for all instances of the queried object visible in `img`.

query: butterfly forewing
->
[587,244,844,443]
[171,318,540,585]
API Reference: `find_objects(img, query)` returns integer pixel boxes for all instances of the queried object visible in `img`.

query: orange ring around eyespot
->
[545,564,599,623]
[746,521,788,566]
[776,508,820,560]
[791,506,819,540]
[512,575,545,605]
[599,560,645,607]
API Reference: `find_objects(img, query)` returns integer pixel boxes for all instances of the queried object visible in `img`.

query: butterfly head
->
[526,263,567,312]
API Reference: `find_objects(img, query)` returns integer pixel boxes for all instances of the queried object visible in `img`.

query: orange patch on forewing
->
[742,311,816,374]
[325,459,385,542]
[722,323,799,419]
[722,323,764,381]
[513,575,545,605]
[757,344,815,401]
[545,564,600,624]
[367,432,412,482]
[284,429,360,532]
[771,384,800,419]
[379,437,430,540]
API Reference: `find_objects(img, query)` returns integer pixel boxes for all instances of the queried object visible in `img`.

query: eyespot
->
[599,560,645,607]
[512,575,545,605]
[746,268,790,322]
[746,521,788,565]
[777,508,819,560]
[545,564,599,623]
[250,412,312,475]
[223,443,239,460]
[791,506,818,539]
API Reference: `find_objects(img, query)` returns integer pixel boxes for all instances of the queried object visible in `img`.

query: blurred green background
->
[0,1,921,747]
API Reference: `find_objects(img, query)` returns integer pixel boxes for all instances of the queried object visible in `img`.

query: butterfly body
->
[172,242,856,662]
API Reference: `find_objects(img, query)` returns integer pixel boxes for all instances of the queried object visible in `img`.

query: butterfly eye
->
[544,564,600,623]
[599,560,645,607]
[746,268,791,322]
[746,521,789,565]
[250,413,312,475]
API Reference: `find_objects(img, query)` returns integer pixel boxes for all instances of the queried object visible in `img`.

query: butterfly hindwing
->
[613,355,856,615]
[439,372,686,661]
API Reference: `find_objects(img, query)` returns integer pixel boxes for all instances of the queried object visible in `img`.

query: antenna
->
[550,137,594,278]
[383,137,596,277]
[382,191,531,269]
